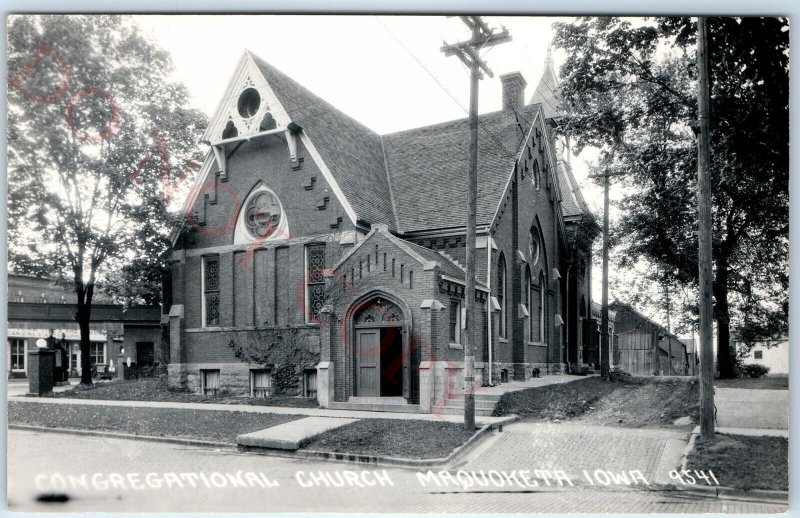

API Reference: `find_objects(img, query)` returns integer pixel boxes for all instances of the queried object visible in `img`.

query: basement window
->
[250,369,272,397]
[201,369,220,396]
[500,369,509,383]
[754,350,763,360]
[304,369,317,398]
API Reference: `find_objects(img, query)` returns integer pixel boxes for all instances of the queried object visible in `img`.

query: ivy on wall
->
[228,327,320,395]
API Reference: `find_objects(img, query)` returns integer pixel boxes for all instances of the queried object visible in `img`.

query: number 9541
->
[669,469,719,486]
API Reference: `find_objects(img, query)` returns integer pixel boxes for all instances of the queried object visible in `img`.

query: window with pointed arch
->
[497,253,508,338]
[524,266,532,341]
[537,271,546,342]
[530,272,542,341]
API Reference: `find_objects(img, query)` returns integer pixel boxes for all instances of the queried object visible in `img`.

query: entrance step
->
[441,400,498,410]
[347,396,407,405]
[327,401,421,413]
[435,406,496,416]
[237,417,357,451]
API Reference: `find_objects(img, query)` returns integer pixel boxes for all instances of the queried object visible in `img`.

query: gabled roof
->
[382,105,538,233]
[186,50,590,241]
[557,158,589,219]
[530,48,564,120]
[332,224,484,288]
[250,54,397,230]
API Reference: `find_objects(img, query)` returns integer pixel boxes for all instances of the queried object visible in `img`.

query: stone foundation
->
[168,362,318,397]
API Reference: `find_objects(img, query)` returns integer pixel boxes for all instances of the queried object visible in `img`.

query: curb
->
[675,429,787,503]
[241,414,520,468]
[10,415,519,470]
[656,482,788,503]
[9,424,236,450]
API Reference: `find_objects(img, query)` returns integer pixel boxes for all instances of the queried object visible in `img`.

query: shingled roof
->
[382,106,537,233]
[557,158,589,219]
[251,55,397,230]
[247,52,584,235]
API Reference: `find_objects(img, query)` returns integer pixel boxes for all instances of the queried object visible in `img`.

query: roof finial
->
[545,44,553,65]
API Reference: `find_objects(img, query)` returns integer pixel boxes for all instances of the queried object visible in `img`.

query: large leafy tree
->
[554,17,789,377]
[8,15,207,385]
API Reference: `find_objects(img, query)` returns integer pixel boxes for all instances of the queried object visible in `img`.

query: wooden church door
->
[355,328,380,397]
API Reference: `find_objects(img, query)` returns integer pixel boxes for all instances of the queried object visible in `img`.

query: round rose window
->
[244,190,282,238]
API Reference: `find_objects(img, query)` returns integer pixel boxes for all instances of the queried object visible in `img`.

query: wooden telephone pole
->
[588,170,625,380]
[697,16,715,441]
[442,17,510,430]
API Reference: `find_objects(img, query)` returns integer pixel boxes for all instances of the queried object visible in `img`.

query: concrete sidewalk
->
[8,394,511,425]
[238,416,358,450]
[715,388,788,429]
[470,374,592,396]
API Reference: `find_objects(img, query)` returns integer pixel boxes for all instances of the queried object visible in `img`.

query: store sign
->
[6,328,107,342]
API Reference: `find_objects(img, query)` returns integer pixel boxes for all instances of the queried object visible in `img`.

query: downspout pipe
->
[486,229,494,386]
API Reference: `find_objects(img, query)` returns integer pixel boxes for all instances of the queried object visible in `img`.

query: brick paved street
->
[8,430,786,513]
[460,422,688,486]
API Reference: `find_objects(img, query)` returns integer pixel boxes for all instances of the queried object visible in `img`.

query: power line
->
[374,16,518,161]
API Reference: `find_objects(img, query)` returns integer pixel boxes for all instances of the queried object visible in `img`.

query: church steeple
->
[530,45,564,120]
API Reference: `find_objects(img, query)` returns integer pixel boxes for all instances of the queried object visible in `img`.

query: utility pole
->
[442,16,510,431]
[697,16,715,441]
[588,169,625,380]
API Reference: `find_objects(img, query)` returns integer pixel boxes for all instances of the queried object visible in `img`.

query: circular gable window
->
[237,88,261,119]
[244,189,282,239]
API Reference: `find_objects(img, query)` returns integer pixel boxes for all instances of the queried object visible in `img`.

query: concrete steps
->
[327,401,421,413]
[438,393,502,416]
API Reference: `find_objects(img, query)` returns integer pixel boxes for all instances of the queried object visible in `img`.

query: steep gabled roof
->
[530,48,564,120]
[185,50,592,241]
[332,224,484,288]
[557,158,589,219]
[250,55,397,230]
[382,105,538,233]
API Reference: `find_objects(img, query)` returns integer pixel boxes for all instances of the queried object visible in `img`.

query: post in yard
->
[600,174,610,380]
[441,16,510,430]
[696,16,715,441]
[588,169,624,380]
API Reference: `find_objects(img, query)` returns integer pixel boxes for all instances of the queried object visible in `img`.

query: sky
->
[130,14,623,312]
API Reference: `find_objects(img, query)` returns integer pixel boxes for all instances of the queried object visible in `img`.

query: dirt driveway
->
[574,378,699,430]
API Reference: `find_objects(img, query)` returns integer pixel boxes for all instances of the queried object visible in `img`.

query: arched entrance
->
[351,295,409,398]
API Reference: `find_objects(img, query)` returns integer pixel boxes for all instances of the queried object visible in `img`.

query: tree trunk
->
[78,302,93,386]
[713,258,736,379]
[76,282,95,387]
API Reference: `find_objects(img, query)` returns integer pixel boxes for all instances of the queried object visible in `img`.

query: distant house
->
[584,301,615,370]
[736,337,789,375]
[609,301,692,376]
[7,274,163,379]
[680,337,698,376]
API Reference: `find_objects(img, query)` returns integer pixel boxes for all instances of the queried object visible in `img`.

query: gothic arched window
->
[497,253,507,338]
[537,271,547,342]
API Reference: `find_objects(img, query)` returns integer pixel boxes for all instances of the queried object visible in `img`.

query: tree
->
[7,15,208,385]
[554,17,789,378]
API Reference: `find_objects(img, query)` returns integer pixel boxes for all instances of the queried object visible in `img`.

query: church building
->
[165,50,597,413]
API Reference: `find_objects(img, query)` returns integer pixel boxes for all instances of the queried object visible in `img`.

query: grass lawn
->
[8,401,300,444]
[300,419,476,459]
[715,377,789,390]
[57,378,319,408]
[686,433,788,491]
[494,376,700,428]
